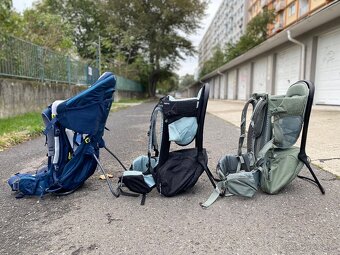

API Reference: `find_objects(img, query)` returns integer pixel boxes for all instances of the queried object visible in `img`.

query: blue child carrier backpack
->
[8,72,117,198]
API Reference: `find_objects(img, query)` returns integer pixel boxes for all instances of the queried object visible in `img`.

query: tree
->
[20,10,74,52]
[107,0,207,96]
[0,0,24,36]
[37,0,104,58]
[199,46,225,77]
[33,0,207,96]
[157,72,179,94]
[179,74,196,89]
[37,0,143,78]
[225,8,275,62]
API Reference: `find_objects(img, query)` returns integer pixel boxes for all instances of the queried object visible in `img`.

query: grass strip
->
[0,112,43,151]
[0,100,146,151]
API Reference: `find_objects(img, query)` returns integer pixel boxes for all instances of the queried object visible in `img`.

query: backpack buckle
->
[12,181,19,191]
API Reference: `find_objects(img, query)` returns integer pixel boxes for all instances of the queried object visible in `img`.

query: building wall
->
[0,79,86,118]
[248,0,335,36]
[0,78,145,118]
[187,15,340,105]
[198,0,248,70]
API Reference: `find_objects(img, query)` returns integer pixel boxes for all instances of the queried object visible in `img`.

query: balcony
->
[275,0,286,12]
[272,21,284,33]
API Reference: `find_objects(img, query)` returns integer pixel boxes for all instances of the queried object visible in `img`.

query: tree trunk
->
[148,69,160,97]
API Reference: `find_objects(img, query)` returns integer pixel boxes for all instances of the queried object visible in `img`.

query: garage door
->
[275,46,300,95]
[237,65,249,100]
[214,76,220,99]
[315,29,340,105]
[220,72,227,99]
[208,79,214,99]
[227,69,237,99]
[252,57,267,93]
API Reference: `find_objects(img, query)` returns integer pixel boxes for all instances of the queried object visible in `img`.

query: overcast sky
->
[12,0,35,13]
[12,0,223,77]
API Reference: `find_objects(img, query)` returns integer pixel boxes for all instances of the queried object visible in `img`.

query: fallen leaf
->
[99,174,113,180]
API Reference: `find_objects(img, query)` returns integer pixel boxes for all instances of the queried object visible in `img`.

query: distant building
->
[198,0,248,71]
[248,0,335,36]
[188,0,340,105]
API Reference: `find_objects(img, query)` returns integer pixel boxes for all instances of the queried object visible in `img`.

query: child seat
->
[202,80,325,207]
[118,84,212,204]
[8,72,117,197]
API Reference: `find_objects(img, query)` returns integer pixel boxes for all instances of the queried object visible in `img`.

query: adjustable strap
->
[52,129,60,165]
[43,118,57,135]
[257,138,274,163]
[248,97,266,154]
[238,98,256,155]
[141,194,147,205]
[104,145,127,171]
[147,105,163,173]
[118,186,147,205]
[118,187,139,197]
[255,138,274,182]
[200,181,225,208]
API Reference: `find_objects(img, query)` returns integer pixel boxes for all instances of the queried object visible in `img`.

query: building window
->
[288,3,296,16]
[299,0,309,16]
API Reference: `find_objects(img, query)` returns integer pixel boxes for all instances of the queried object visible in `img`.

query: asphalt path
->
[0,102,339,255]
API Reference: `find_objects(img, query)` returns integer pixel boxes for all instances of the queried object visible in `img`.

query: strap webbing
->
[43,118,57,135]
[257,138,274,163]
[200,182,224,208]
[147,105,163,173]
[238,98,255,155]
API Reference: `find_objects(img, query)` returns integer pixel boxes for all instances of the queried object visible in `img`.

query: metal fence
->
[116,75,144,92]
[0,34,144,91]
[0,34,99,85]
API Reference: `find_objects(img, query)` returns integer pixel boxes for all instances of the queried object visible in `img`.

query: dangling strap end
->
[200,184,223,209]
[141,194,146,205]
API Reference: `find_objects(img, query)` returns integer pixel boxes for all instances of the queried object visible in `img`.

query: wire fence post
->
[67,56,71,85]
[38,47,44,82]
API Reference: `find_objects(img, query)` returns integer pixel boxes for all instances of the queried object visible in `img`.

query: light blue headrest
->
[168,117,198,146]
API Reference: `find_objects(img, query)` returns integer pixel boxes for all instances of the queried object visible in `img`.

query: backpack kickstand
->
[92,153,119,197]
[298,154,325,194]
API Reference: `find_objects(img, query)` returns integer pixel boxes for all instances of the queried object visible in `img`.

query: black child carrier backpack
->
[201,80,325,208]
[117,84,212,204]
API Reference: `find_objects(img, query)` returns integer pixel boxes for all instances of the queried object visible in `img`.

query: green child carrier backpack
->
[201,80,325,208]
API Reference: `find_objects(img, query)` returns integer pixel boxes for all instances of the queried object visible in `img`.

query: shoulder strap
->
[147,104,163,173]
[247,97,267,153]
[238,98,256,156]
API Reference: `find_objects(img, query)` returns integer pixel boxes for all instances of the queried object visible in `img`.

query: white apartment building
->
[198,0,248,71]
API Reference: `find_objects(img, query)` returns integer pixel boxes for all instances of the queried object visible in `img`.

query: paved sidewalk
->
[207,99,340,177]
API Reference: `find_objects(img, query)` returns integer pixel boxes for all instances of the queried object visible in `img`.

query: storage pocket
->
[260,147,304,194]
[121,172,155,194]
[226,170,260,198]
[273,116,303,148]
[153,148,205,197]
[216,155,240,179]
[270,95,307,148]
